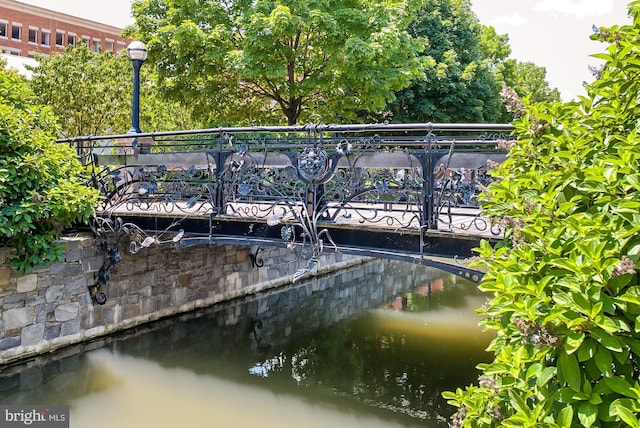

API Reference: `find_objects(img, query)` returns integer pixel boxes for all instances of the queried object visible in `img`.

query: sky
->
[16,0,634,101]
[471,0,631,100]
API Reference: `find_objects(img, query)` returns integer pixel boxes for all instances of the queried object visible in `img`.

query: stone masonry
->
[0,233,361,365]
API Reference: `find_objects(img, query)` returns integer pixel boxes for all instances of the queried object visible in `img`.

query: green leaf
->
[526,363,543,379]
[578,402,598,428]
[565,331,585,354]
[594,314,628,333]
[604,377,638,399]
[591,52,613,61]
[577,338,596,362]
[590,328,623,352]
[558,351,582,392]
[619,294,640,306]
[610,399,640,427]
[624,174,640,190]
[508,389,530,417]
[553,292,573,306]
[536,367,556,388]
[557,405,574,427]
[550,260,579,274]
[594,346,613,376]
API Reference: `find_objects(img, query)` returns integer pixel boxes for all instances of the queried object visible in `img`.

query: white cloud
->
[534,0,614,19]
[492,12,527,27]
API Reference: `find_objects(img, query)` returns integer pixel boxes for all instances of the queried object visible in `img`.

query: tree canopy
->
[28,43,200,137]
[29,44,132,137]
[444,2,640,425]
[478,24,560,113]
[0,63,101,272]
[127,0,425,125]
[385,0,559,123]
[498,59,562,105]
[386,0,504,123]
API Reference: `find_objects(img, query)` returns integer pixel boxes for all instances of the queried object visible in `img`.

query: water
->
[0,260,492,427]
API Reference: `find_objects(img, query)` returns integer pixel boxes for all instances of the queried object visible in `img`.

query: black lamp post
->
[126,41,147,134]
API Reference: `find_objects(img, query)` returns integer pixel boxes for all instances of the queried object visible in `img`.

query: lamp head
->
[127,41,147,62]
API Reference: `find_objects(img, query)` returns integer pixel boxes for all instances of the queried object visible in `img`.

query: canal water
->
[0,259,492,427]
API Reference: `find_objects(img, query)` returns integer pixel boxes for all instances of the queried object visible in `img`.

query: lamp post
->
[126,41,147,134]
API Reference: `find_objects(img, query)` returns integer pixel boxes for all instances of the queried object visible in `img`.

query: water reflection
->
[250,286,490,423]
[0,260,491,427]
[76,351,423,428]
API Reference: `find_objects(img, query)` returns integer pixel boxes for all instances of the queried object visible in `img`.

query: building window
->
[81,36,90,46]
[0,22,6,38]
[41,30,50,46]
[28,27,37,44]
[105,39,114,52]
[56,30,64,47]
[117,41,126,52]
[92,38,100,52]
[67,33,76,46]
[11,23,21,41]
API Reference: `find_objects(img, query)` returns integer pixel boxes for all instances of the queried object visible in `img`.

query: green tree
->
[127,0,424,126]
[29,44,132,137]
[499,59,562,105]
[29,43,200,138]
[0,63,101,272]
[385,1,561,124]
[385,0,506,123]
[443,2,640,426]
[478,25,560,118]
[477,24,510,66]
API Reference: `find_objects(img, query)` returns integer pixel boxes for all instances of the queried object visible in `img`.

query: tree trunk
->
[284,98,301,126]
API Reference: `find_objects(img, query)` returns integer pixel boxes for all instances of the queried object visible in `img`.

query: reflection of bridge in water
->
[64,122,513,292]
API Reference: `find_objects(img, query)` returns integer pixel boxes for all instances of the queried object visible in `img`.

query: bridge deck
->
[99,202,500,240]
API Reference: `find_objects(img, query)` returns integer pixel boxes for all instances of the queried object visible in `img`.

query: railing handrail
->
[56,122,515,144]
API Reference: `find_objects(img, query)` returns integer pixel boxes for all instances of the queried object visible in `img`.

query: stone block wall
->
[0,233,360,365]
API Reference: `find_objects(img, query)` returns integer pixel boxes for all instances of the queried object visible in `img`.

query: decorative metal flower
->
[281,225,294,242]
[374,180,390,194]
[238,182,252,196]
[237,143,248,156]
[298,147,329,180]
[336,140,353,156]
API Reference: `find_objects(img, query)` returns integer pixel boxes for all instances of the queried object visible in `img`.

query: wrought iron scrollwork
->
[94,159,217,216]
[434,150,503,236]
[323,158,424,229]
[89,217,126,305]
[249,246,265,269]
[88,216,185,305]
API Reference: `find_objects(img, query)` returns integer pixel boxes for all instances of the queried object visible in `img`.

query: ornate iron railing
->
[62,121,514,303]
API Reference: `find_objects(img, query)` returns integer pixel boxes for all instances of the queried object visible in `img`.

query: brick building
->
[0,0,128,58]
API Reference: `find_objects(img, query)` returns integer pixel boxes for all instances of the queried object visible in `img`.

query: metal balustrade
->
[61,122,514,303]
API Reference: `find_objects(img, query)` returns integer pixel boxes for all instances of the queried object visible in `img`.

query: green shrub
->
[0,64,101,272]
[443,2,640,426]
